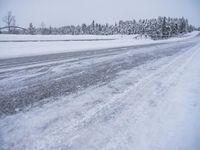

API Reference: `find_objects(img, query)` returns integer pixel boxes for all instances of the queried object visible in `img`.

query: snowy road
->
[0,41,196,115]
[0,34,200,150]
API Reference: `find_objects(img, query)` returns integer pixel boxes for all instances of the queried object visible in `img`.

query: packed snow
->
[0,31,199,59]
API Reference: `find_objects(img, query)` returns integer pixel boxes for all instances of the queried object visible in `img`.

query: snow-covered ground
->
[0,34,137,41]
[0,32,200,150]
[0,31,198,59]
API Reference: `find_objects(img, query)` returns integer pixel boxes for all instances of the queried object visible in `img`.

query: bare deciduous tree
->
[2,11,15,33]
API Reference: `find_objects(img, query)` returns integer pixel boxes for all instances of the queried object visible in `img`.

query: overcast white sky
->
[0,0,199,28]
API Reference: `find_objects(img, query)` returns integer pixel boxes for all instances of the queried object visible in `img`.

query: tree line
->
[1,11,198,40]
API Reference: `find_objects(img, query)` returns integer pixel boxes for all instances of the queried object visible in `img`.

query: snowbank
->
[0,31,199,59]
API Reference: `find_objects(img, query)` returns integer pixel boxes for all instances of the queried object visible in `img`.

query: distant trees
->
[1,14,196,39]
[38,22,54,35]
[40,22,46,34]
[49,17,193,39]
[2,11,16,33]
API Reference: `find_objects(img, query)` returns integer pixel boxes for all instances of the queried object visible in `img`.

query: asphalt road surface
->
[0,36,198,116]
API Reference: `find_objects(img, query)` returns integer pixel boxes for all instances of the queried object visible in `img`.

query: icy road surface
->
[0,34,200,150]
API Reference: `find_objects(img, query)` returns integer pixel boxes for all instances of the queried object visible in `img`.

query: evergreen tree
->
[28,23,35,35]
[20,17,195,39]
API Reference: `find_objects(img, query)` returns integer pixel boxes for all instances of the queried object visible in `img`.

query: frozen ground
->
[0,31,198,59]
[0,32,200,150]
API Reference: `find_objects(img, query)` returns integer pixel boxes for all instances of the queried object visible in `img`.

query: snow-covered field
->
[0,34,137,41]
[0,32,200,150]
[0,31,198,59]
